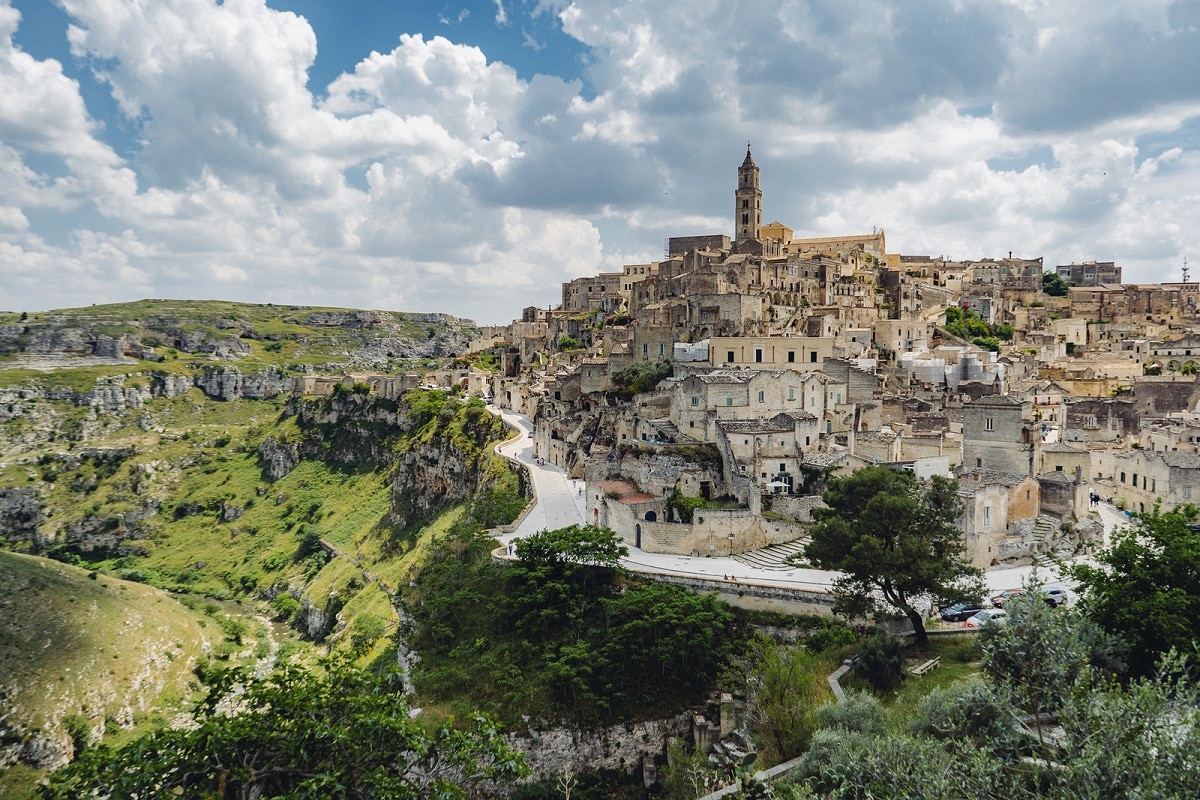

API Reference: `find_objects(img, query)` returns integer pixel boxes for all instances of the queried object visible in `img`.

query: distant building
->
[1056,260,1121,287]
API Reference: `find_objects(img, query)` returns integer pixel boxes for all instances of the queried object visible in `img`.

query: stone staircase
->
[647,417,693,442]
[1032,514,1058,535]
[733,538,810,571]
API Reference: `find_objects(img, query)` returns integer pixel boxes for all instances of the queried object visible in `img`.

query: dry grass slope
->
[0,552,213,793]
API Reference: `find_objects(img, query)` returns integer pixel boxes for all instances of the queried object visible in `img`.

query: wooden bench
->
[911,657,941,676]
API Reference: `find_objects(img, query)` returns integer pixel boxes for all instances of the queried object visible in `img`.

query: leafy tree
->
[978,580,1126,713]
[972,335,1001,353]
[611,359,673,396]
[514,524,627,570]
[42,656,527,799]
[1051,651,1200,798]
[558,334,582,351]
[1043,270,1070,296]
[741,643,830,765]
[349,613,388,656]
[804,466,983,645]
[1069,503,1200,676]
[409,525,738,723]
[784,651,1200,799]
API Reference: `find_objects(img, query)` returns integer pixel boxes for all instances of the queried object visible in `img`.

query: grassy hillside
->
[0,553,220,797]
[0,298,481,384]
[0,300,521,788]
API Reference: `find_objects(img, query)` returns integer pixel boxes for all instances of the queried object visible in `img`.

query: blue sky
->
[2,1,1200,323]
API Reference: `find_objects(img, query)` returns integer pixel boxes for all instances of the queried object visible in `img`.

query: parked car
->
[990,588,1025,608]
[1041,587,1069,607]
[939,601,986,622]
[964,608,1008,628]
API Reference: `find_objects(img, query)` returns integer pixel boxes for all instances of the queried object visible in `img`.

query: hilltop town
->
[383,146,1200,570]
[5,149,1200,800]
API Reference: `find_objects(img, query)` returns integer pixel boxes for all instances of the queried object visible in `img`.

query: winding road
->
[487,405,1133,604]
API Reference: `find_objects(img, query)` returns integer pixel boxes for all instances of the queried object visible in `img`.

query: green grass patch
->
[0,552,217,793]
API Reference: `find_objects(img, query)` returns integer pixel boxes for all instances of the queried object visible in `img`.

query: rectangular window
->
[810,352,818,363]
[1120,472,1126,483]
[985,417,994,432]
[726,397,733,407]
[642,344,648,357]
[658,343,665,356]
[779,463,786,472]
[1055,465,1063,471]
[787,351,795,363]
[805,436,810,446]
[691,397,699,406]
[757,391,765,403]
[1185,487,1193,499]
[976,458,982,468]
[755,349,763,363]
[787,388,795,401]
[984,507,991,526]
[726,351,735,363]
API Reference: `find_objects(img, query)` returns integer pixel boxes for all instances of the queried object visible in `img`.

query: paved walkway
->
[487,405,1136,603]
[490,406,588,541]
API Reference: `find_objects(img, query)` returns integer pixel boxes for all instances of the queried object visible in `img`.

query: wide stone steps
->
[647,417,694,442]
[1032,515,1059,539]
[733,538,810,571]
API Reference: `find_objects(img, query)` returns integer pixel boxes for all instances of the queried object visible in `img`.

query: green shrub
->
[270,592,301,622]
[814,691,887,735]
[851,631,907,692]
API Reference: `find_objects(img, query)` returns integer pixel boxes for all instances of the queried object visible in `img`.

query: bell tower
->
[735,143,761,243]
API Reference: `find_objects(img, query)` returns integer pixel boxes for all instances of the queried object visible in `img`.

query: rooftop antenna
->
[1183,254,1190,284]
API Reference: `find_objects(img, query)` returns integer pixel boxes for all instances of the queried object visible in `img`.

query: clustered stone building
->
[324,147,1200,569]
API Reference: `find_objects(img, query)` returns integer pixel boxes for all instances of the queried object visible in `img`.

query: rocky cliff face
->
[388,406,505,529]
[288,393,412,467]
[195,367,293,401]
[283,393,508,529]
[258,436,301,481]
[0,487,44,544]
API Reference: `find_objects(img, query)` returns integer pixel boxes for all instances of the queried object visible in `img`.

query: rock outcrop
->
[152,374,193,398]
[505,712,693,785]
[195,367,293,401]
[0,487,44,544]
[258,437,300,481]
[388,406,506,529]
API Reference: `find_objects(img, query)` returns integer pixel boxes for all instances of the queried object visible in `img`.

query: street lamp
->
[728,533,735,557]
